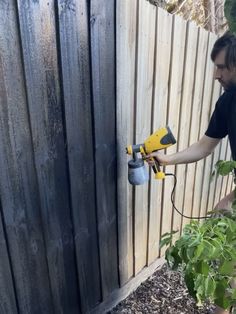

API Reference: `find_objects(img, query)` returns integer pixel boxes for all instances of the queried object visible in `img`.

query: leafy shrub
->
[161,160,236,310]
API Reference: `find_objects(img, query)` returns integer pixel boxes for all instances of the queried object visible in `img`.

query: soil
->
[108,264,216,314]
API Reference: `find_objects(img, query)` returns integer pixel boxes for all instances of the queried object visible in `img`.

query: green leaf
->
[184,270,196,299]
[195,274,206,304]
[186,247,196,260]
[201,239,215,258]
[215,160,236,176]
[165,246,182,269]
[195,261,209,275]
[160,230,178,248]
[215,296,231,310]
[215,278,228,298]
[225,0,236,33]
[194,243,205,260]
[188,234,202,248]
[159,235,172,249]
[219,260,236,276]
[214,279,231,309]
[205,276,216,299]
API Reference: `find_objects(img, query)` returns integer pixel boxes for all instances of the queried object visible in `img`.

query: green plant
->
[225,0,236,34]
[161,160,236,310]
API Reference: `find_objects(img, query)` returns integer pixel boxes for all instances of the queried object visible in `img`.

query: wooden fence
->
[117,0,233,288]
[0,0,233,314]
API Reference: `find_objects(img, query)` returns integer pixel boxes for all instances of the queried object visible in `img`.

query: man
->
[148,32,236,314]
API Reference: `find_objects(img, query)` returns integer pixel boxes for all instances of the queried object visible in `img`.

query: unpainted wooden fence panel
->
[161,13,186,251]
[134,0,156,274]
[199,35,220,217]
[148,8,172,264]
[171,21,198,240]
[57,0,101,311]
[117,2,230,281]
[181,28,209,227]
[193,33,215,218]
[117,0,137,284]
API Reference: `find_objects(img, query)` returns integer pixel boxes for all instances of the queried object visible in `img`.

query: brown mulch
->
[108,264,216,314]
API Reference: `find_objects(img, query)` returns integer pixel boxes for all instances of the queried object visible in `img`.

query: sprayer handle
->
[151,158,165,180]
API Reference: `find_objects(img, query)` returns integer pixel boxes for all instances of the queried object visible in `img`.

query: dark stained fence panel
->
[0,202,18,314]
[16,0,80,313]
[57,0,101,311]
[90,0,119,298]
[0,1,53,313]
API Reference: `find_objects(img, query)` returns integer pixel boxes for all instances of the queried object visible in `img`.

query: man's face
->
[214,48,236,90]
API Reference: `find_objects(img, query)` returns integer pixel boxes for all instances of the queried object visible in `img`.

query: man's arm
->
[148,135,221,165]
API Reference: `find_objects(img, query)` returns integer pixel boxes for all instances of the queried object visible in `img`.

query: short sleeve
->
[205,93,228,139]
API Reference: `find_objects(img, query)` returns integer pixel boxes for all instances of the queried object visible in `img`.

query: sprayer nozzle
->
[126,145,133,155]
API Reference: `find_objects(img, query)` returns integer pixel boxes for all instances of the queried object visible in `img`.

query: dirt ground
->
[108,264,216,314]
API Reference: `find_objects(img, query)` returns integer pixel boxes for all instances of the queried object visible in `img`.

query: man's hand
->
[145,135,220,167]
[145,152,172,166]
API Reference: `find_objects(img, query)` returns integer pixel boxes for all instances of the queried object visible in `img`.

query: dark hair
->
[211,31,236,69]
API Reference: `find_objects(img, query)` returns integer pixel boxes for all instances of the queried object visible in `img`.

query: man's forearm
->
[167,142,212,165]
[148,135,220,166]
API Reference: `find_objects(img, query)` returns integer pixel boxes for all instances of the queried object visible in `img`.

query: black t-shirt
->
[205,88,236,160]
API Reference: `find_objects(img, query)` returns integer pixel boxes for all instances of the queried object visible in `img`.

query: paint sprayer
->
[126,126,176,185]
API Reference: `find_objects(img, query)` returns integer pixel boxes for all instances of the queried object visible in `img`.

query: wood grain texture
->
[17,1,80,313]
[148,7,172,264]
[57,0,101,310]
[181,27,208,227]
[199,34,221,217]
[90,0,119,298]
[161,13,186,248]
[0,202,18,314]
[193,33,215,218]
[171,20,198,241]
[0,1,53,312]
[116,0,137,284]
[134,0,156,274]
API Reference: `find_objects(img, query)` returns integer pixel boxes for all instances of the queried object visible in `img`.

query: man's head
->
[211,32,236,90]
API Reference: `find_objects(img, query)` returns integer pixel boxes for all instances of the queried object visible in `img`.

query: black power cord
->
[165,173,211,219]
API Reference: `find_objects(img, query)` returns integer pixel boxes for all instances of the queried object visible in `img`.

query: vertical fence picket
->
[17,1,80,312]
[199,37,221,216]
[90,0,119,298]
[57,0,101,311]
[0,202,18,314]
[0,1,54,312]
[171,21,198,240]
[134,0,156,274]
[148,8,172,264]
[181,28,209,228]
[161,14,186,250]
[117,0,137,284]
[193,33,216,218]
